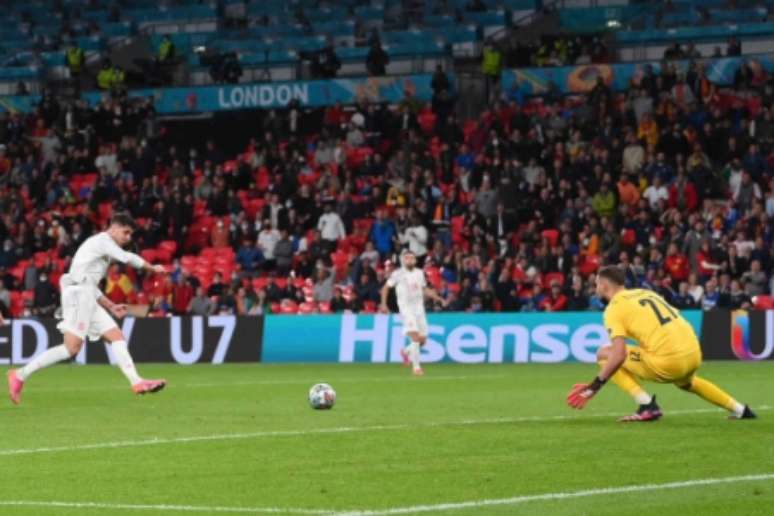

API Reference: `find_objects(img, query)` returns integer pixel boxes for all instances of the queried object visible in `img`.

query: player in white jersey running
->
[7,213,168,404]
[380,250,446,375]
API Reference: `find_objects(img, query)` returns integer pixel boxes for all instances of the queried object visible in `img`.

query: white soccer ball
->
[308,383,336,410]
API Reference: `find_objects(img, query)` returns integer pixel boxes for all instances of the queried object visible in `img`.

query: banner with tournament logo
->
[500,53,774,97]
[0,74,437,114]
[700,310,774,361]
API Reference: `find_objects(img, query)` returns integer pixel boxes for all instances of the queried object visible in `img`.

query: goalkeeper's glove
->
[566,377,606,409]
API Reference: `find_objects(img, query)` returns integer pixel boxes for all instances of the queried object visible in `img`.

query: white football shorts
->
[57,285,118,341]
[400,310,428,337]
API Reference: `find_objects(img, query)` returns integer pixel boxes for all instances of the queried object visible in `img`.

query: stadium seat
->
[580,255,602,277]
[280,299,298,314]
[753,295,774,310]
[141,249,158,263]
[541,229,559,247]
[298,302,316,314]
[158,241,178,256]
[543,272,565,288]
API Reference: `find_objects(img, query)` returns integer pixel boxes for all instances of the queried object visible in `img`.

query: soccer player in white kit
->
[379,250,445,375]
[7,213,168,404]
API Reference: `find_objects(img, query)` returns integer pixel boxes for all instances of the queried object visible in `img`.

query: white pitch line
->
[2,472,773,515]
[1,405,769,458]
[0,500,329,514]
[334,472,774,515]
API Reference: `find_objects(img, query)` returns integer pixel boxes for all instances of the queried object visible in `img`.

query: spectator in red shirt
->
[668,172,698,211]
[540,283,568,312]
[172,275,194,315]
[664,243,689,281]
[696,240,721,280]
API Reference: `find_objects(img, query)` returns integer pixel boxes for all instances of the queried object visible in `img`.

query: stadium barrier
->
[0,73,440,114]
[0,316,263,365]
[3,310,772,365]
[501,53,774,97]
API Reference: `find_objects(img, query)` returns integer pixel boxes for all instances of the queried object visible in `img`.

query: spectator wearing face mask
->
[33,273,58,317]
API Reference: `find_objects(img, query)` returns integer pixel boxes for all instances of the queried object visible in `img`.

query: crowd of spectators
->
[0,51,772,318]
[502,35,611,69]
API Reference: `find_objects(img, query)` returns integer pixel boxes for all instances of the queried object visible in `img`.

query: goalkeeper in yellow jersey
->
[567,266,756,422]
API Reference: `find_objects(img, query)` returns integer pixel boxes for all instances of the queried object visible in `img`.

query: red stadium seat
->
[252,277,270,291]
[621,229,636,246]
[200,247,218,260]
[158,241,178,256]
[580,255,602,277]
[541,229,559,247]
[318,301,332,314]
[33,251,49,268]
[140,249,158,263]
[280,299,298,314]
[155,249,173,264]
[354,218,373,234]
[181,255,197,269]
[298,302,316,314]
[543,272,565,288]
[753,295,774,310]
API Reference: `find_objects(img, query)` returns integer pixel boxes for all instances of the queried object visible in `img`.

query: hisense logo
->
[338,315,607,364]
[731,310,774,361]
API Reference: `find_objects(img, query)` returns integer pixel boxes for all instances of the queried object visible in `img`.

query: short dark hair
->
[110,212,136,229]
[597,265,626,286]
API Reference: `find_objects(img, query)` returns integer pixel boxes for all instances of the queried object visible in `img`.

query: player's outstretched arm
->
[423,287,447,307]
[142,262,167,275]
[379,283,390,313]
[97,295,128,319]
[103,235,166,275]
[567,337,626,409]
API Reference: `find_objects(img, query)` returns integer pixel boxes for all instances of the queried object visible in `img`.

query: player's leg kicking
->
[7,286,165,405]
[597,345,754,421]
[399,311,428,376]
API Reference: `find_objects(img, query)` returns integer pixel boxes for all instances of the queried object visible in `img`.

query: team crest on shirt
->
[78,322,86,330]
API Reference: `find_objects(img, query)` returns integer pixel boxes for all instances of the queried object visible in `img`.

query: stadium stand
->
[0,0,771,318]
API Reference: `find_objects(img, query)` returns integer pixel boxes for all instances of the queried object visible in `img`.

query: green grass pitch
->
[2,362,773,515]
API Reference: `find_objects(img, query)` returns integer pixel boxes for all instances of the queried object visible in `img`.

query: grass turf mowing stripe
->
[335,472,774,515]
[1,405,769,457]
[2,472,773,515]
[0,500,327,514]
[28,374,503,393]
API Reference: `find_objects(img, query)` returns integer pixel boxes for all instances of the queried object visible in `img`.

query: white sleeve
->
[386,270,400,288]
[415,226,428,245]
[102,235,147,269]
[92,287,107,301]
[336,216,346,240]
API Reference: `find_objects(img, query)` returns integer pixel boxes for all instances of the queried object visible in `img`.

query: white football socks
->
[730,401,746,418]
[16,344,73,381]
[410,341,421,371]
[110,340,142,385]
[634,392,653,406]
